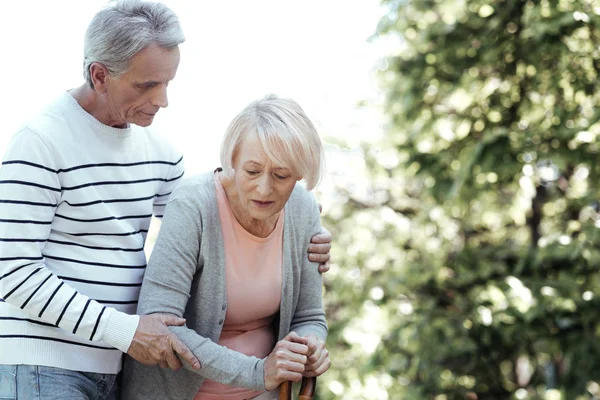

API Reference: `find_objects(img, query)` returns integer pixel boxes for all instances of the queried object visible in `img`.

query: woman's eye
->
[275,174,288,180]
[246,170,259,175]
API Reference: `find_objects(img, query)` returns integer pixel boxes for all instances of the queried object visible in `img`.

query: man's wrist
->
[101,310,140,353]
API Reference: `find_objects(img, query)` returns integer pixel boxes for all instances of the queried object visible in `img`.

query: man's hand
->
[127,313,200,371]
[308,226,332,273]
[263,332,309,390]
[302,334,330,378]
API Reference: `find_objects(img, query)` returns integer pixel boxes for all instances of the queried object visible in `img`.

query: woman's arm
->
[137,195,266,391]
[289,193,328,340]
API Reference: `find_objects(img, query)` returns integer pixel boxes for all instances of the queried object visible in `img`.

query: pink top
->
[194,173,283,400]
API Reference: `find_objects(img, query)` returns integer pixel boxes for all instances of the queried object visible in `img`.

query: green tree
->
[318,0,600,399]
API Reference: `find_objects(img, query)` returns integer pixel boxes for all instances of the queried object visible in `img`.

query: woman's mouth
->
[252,200,274,208]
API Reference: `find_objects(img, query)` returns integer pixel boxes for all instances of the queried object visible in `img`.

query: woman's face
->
[231,131,299,221]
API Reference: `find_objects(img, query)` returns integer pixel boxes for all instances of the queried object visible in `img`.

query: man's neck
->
[69,84,125,128]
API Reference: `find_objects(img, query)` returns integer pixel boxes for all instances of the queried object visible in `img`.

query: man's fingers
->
[164,346,183,371]
[307,242,331,254]
[171,336,201,369]
[308,252,330,264]
[310,227,331,244]
[160,314,186,326]
[317,262,330,273]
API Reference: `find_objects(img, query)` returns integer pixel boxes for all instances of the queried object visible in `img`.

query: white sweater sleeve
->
[0,129,139,352]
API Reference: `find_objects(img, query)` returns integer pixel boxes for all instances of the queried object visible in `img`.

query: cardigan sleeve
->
[289,192,328,341]
[137,196,266,391]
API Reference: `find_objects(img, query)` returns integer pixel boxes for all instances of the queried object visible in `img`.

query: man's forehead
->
[126,44,180,79]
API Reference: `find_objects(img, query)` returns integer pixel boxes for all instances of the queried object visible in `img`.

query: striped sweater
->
[0,92,184,373]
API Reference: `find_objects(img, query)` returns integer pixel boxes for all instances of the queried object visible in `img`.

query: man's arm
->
[0,130,138,351]
[0,130,197,370]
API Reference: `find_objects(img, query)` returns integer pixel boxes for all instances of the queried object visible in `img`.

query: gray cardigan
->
[121,172,327,399]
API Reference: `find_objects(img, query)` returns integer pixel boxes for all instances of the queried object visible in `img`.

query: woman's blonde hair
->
[220,94,325,190]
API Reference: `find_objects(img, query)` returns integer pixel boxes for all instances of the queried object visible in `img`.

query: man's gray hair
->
[83,0,185,87]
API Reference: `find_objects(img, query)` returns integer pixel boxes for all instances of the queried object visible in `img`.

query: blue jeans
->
[0,365,119,400]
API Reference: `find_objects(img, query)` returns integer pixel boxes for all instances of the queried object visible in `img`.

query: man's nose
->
[151,85,168,108]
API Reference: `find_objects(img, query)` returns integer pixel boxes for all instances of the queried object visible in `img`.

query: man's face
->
[103,44,180,128]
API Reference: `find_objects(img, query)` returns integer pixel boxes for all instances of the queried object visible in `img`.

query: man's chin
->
[132,117,155,127]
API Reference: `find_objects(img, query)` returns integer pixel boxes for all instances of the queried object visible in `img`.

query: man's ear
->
[89,62,110,94]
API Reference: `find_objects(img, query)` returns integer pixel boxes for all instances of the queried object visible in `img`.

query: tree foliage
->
[318,0,600,399]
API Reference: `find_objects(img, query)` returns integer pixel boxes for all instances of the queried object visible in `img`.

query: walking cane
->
[279,377,316,400]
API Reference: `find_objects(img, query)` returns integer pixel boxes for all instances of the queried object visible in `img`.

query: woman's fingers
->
[264,338,309,390]
[304,354,331,377]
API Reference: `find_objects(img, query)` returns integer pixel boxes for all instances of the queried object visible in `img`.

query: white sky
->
[1,0,386,175]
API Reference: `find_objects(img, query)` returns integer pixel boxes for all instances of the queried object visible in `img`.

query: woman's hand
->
[263,332,309,390]
[302,334,330,378]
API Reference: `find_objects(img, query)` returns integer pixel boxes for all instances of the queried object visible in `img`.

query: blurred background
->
[3,0,600,399]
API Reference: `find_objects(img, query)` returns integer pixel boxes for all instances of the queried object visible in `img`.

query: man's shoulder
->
[20,93,73,140]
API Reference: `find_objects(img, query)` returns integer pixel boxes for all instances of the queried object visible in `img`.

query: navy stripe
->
[58,156,184,172]
[155,215,164,218]
[0,316,57,328]
[0,238,46,243]
[96,299,138,305]
[0,335,116,350]
[45,255,146,269]
[55,213,152,223]
[60,171,184,191]
[65,193,162,207]
[47,239,143,252]
[0,219,52,225]
[73,299,92,334]
[0,256,44,262]
[39,282,64,318]
[61,229,148,237]
[3,268,42,300]
[2,156,183,173]
[0,180,61,192]
[153,203,167,207]
[0,200,57,207]
[21,274,53,309]
[58,276,142,287]
[90,306,107,341]
[55,292,77,326]
[156,192,172,198]
[1,160,57,173]
[0,263,36,281]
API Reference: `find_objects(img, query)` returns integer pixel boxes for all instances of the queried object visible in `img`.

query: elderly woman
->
[122,95,331,399]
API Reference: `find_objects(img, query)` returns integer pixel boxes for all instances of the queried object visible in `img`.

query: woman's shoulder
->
[169,171,217,206]
[287,183,319,217]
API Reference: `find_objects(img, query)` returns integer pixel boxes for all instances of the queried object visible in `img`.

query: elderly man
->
[0,1,331,398]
